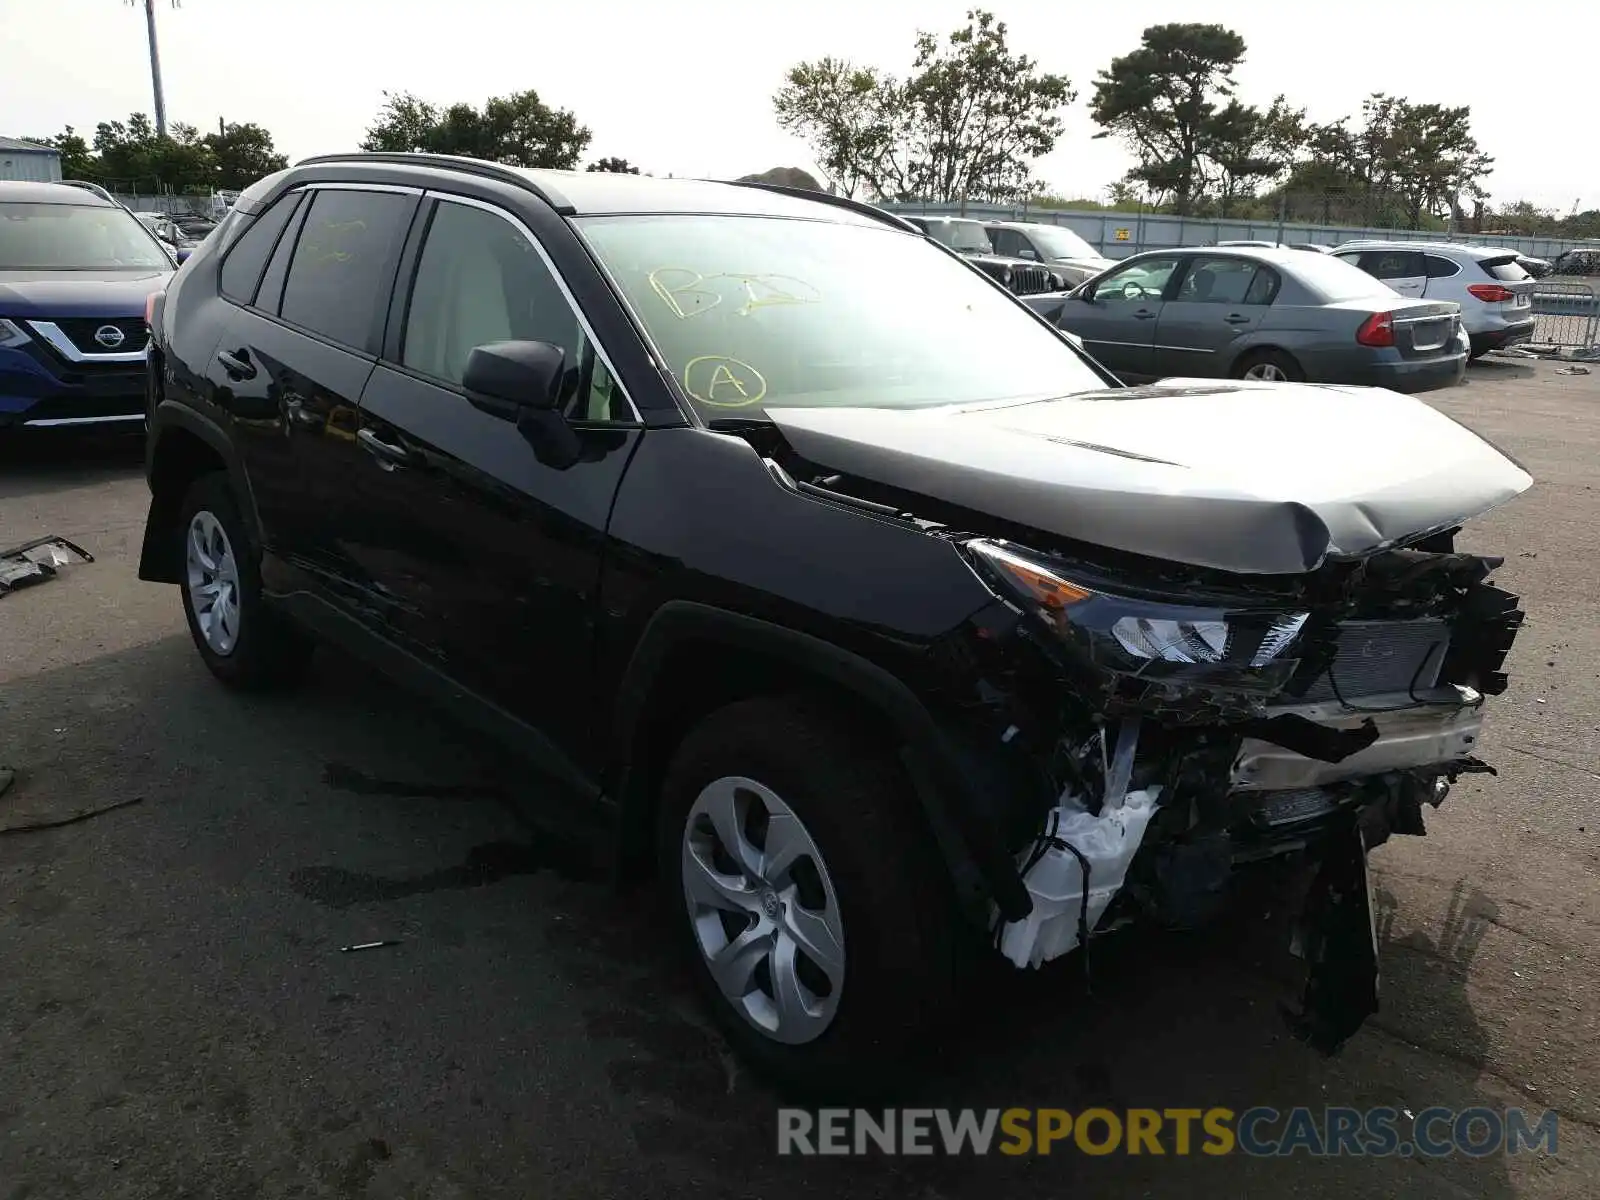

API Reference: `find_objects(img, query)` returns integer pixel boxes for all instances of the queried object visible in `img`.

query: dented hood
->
[766,380,1533,574]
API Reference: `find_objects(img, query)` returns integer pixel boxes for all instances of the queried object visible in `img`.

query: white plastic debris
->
[997,785,1162,969]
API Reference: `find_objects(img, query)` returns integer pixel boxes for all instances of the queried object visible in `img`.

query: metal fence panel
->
[1529,282,1599,350]
[885,200,1593,262]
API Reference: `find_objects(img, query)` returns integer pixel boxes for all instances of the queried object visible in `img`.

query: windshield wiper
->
[706,417,774,432]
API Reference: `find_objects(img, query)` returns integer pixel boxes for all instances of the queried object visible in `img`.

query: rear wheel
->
[657,694,960,1098]
[177,473,312,689]
[1233,349,1303,383]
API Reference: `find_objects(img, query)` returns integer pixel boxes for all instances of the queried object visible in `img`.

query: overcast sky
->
[2,0,1591,210]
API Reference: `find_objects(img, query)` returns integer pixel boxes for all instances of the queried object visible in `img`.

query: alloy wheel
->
[185,510,241,655]
[681,776,846,1044]
[1244,362,1288,381]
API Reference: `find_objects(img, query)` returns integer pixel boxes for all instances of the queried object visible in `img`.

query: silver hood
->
[766,379,1533,575]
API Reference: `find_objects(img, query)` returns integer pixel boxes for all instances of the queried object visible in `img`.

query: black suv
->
[141,153,1529,1094]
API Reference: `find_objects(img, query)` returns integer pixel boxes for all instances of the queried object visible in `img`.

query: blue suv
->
[0,180,175,430]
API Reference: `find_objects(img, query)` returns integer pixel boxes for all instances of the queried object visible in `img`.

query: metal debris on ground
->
[1557,365,1592,375]
[0,535,95,597]
[339,940,401,953]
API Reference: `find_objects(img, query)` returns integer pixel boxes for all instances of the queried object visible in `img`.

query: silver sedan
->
[1024,246,1467,394]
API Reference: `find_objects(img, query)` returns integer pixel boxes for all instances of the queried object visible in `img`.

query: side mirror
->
[1017,247,1039,261]
[175,245,193,264]
[462,339,580,469]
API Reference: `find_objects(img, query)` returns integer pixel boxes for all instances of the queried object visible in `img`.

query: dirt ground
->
[1,359,1597,1199]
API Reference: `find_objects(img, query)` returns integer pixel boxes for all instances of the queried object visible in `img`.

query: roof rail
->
[292,151,573,213]
[724,181,922,233]
[58,179,117,204]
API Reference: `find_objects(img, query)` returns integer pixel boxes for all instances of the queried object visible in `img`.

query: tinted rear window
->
[1286,254,1397,302]
[220,192,302,304]
[1480,255,1531,282]
[279,189,414,350]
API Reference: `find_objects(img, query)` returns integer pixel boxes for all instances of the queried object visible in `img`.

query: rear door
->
[209,183,419,603]
[1056,255,1181,380]
[348,193,643,750]
[1353,249,1427,297]
[1150,255,1277,378]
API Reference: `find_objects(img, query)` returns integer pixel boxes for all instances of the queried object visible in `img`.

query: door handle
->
[1133,309,1157,320]
[357,427,414,470]
[215,348,256,380]
[1224,313,1252,325]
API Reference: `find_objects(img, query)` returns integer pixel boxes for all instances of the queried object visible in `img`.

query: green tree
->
[88,112,215,191]
[202,122,289,190]
[1202,95,1305,216]
[362,89,591,170]
[773,9,1073,204]
[902,10,1075,204]
[1089,22,1247,216]
[586,157,639,173]
[774,57,907,198]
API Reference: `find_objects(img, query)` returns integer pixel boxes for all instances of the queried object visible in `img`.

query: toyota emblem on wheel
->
[94,324,127,349]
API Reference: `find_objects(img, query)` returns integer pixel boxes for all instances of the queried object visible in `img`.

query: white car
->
[1331,241,1536,358]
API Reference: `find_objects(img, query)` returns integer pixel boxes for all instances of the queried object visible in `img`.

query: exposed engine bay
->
[730,412,1527,1056]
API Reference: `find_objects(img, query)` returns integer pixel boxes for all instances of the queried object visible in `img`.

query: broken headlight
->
[967,539,1308,692]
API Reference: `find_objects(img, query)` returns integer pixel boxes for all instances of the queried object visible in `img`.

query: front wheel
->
[1233,349,1304,383]
[657,694,960,1098]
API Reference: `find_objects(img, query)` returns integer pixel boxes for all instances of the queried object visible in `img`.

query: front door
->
[1151,255,1278,378]
[348,195,643,760]
[1056,256,1181,381]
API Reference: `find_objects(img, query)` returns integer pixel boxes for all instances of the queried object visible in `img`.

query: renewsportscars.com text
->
[777,1106,1559,1157]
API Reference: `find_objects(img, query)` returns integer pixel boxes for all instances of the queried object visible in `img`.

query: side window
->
[255,197,309,316]
[279,189,415,351]
[1424,255,1460,279]
[1096,257,1180,301]
[1243,267,1279,305]
[401,199,626,420]
[219,192,303,305]
[1177,256,1260,305]
[1359,251,1424,280]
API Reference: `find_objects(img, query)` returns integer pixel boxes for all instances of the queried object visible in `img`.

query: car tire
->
[177,472,312,690]
[1232,348,1303,383]
[657,693,960,1099]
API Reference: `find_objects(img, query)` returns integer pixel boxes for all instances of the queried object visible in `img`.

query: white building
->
[0,137,64,183]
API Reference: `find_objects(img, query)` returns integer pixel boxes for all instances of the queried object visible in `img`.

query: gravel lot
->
[2,360,1597,1199]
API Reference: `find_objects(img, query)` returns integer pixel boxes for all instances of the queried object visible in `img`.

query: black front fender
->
[608,600,1033,926]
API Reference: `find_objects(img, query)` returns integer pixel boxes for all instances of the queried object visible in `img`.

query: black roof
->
[0,180,113,205]
[287,153,896,227]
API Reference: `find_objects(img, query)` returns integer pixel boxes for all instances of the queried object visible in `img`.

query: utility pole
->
[132,0,169,138]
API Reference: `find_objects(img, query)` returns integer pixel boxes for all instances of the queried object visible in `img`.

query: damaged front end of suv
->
[762,381,1531,1054]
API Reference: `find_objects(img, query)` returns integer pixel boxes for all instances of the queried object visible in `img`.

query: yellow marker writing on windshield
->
[683,356,768,407]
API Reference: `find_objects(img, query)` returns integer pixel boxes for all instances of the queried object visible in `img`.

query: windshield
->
[576,214,1105,417]
[1028,226,1099,260]
[925,219,994,254]
[0,202,172,270]
[1287,253,1397,302]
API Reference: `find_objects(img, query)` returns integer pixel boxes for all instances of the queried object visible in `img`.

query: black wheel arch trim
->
[608,599,1033,925]
[139,399,262,584]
